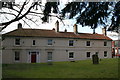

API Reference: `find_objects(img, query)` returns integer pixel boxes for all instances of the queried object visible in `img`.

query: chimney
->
[18,23,22,29]
[55,20,59,32]
[102,27,107,36]
[64,29,67,32]
[73,24,78,34]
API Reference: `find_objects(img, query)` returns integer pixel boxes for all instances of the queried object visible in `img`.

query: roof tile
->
[3,28,112,40]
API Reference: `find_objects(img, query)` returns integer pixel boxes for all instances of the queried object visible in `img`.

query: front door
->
[31,53,36,63]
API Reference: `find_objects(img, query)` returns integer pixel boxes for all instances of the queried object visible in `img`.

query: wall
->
[2,37,112,63]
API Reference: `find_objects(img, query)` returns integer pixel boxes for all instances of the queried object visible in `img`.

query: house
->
[2,22,112,64]
[112,40,120,58]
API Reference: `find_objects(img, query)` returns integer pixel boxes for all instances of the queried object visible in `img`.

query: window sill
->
[47,45,53,46]
[14,45,21,47]
[86,46,92,47]
[15,61,20,62]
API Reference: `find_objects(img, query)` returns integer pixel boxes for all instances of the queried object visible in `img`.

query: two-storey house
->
[2,22,112,63]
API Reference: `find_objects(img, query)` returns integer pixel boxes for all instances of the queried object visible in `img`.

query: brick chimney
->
[55,20,59,32]
[102,27,107,36]
[18,23,22,29]
[73,24,78,34]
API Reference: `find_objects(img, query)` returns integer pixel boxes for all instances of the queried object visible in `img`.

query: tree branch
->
[0,12,17,17]
[0,2,37,30]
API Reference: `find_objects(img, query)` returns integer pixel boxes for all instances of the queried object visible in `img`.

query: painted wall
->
[2,37,112,63]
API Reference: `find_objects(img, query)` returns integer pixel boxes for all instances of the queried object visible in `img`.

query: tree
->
[0,0,120,33]
[61,1,119,33]
[0,0,60,31]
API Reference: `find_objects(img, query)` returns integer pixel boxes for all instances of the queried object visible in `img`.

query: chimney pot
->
[52,28,55,30]
[18,23,22,29]
[55,20,59,32]
[64,29,67,32]
[73,24,78,34]
[102,27,107,36]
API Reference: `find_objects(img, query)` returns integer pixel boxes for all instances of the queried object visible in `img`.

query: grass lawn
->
[2,58,119,78]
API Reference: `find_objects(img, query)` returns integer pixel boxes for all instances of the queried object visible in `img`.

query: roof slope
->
[3,28,112,40]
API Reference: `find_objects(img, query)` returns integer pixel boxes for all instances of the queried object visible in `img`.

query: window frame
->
[32,40,36,46]
[104,51,107,57]
[48,39,53,46]
[86,41,91,47]
[68,52,74,59]
[47,52,52,61]
[69,40,74,47]
[104,41,107,46]
[15,51,20,61]
[86,52,91,58]
[15,38,20,46]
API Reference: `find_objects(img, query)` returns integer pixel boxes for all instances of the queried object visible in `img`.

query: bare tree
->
[0,0,61,31]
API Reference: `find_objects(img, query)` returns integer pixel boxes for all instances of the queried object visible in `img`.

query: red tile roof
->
[3,28,112,40]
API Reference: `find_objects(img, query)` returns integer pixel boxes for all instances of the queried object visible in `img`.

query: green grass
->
[2,58,119,78]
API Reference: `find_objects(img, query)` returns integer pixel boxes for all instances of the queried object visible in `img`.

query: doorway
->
[31,53,36,63]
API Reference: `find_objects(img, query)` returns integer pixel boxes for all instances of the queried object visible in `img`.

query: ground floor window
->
[86,52,90,58]
[48,52,52,61]
[69,52,74,59]
[104,51,107,57]
[15,51,20,61]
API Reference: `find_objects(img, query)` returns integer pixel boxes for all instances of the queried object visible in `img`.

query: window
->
[69,40,74,46]
[15,51,20,61]
[48,39,53,45]
[48,52,52,61]
[104,51,107,57]
[33,40,36,45]
[15,38,20,45]
[86,52,90,57]
[104,41,107,46]
[86,41,90,46]
[69,52,74,59]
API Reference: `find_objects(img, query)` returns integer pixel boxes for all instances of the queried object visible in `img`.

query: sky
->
[1,0,119,40]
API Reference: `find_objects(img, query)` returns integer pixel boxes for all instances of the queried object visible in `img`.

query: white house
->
[2,22,112,63]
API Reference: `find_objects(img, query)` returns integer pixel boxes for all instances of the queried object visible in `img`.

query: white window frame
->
[47,52,52,61]
[68,51,74,59]
[69,40,74,47]
[32,40,36,46]
[104,51,107,58]
[86,41,91,47]
[14,51,20,62]
[48,39,53,46]
[86,52,91,58]
[104,41,107,46]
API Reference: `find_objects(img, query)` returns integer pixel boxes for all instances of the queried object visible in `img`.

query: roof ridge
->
[3,28,112,40]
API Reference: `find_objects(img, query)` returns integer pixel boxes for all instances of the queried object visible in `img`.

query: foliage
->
[61,2,119,33]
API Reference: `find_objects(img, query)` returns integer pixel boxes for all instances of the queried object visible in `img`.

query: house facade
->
[2,22,112,64]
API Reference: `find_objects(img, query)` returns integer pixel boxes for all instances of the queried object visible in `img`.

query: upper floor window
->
[104,41,107,46]
[86,41,90,46]
[86,52,90,58]
[69,52,74,59]
[15,51,20,61]
[33,40,36,45]
[48,39,53,45]
[104,51,107,57]
[15,38,20,45]
[69,40,74,46]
